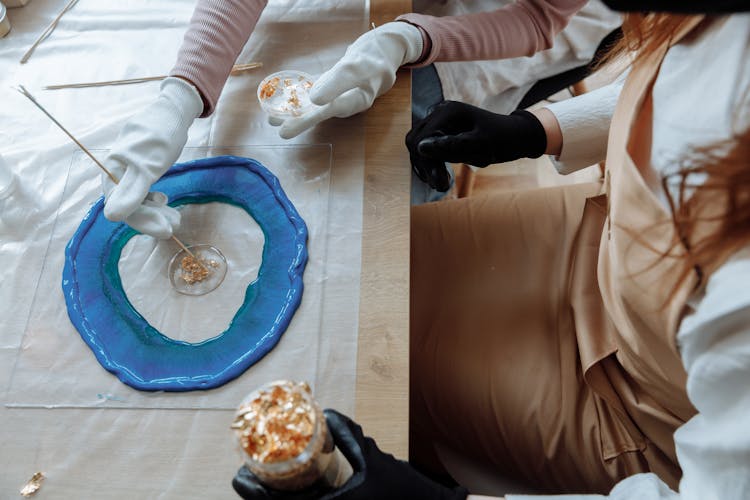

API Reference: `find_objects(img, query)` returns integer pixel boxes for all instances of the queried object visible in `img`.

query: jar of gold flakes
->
[231,380,352,491]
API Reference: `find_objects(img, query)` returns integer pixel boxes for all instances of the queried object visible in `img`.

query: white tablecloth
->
[0,1,368,497]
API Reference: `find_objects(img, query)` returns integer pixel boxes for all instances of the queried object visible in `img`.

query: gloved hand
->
[272,21,423,139]
[232,467,331,500]
[102,76,203,239]
[232,409,469,500]
[320,409,468,500]
[406,100,548,191]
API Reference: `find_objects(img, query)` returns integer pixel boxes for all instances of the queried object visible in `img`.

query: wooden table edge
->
[355,0,412,460]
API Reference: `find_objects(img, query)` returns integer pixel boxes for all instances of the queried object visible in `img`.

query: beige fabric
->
[410,17,705,494]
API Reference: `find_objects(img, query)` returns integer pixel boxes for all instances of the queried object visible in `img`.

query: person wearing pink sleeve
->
[169,0,585,122]
[170,0,268,117]
[275,0,587,139]
[99,0,587,240]
[101,0,268,240]
[398,0,586,65]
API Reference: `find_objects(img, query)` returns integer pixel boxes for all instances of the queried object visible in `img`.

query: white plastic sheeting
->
[1,1,368,497]
[7,145,341,409]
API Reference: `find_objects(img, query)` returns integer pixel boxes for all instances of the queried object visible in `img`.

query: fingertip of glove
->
[324,409,363,440]
[323,408,346,425]
[103,186,137,223]
[278,125,301,140]
[417,137,438,156]
[268,115,284,127]
[309,76,338,106]
[152,226,174,240]
[103,202,125,223]
[309,89,328,106]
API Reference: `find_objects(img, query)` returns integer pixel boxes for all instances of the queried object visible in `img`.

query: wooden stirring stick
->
[14,85,204,266]
[43,62,263,90]
[44,76,166,91]
[20,0,80,64]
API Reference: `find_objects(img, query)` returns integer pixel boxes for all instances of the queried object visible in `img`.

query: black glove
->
[406,100,547,190]
[232,465,331,500]
[232,410,468,500]
[320,409,468,500]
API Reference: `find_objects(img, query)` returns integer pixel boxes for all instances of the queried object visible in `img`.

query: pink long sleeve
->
[170,0,268,117]
[397,0,587,66]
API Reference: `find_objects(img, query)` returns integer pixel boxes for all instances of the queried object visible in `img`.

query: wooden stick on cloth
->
[43,62,264,90]
[20,0,80,64]
[13,85,203,264]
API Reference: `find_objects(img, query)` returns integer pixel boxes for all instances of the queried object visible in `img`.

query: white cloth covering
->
[510,14,750,500]
[0,0,370,497]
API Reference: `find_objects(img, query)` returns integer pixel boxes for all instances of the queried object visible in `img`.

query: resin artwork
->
[62,156,308,391]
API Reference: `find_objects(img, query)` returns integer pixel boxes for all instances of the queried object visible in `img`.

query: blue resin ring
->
[62,156,308,391]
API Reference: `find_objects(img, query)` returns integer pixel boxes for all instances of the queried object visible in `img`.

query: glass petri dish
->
[168,244,228,296]
[257,70,315,119]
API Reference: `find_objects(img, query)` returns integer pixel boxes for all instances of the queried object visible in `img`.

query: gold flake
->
[20,472,44,497]
[232,381,315,463]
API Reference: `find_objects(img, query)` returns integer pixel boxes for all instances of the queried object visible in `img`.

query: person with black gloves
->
[231,2,750,499]
[403,4,750,500]
[406,101,559,191]
[232,409,470,500]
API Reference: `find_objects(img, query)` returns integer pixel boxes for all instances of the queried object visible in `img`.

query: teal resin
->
[62,156,308,391]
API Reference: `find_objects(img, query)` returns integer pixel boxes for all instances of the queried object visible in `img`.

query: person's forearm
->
[397,0,586,66]
[530,107,563,157]
[170,0,268,117]
[542,78,623,174]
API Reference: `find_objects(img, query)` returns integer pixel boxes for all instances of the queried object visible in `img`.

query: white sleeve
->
[671,245,750,499]
[543,78,624,175]
[507,246,750,500]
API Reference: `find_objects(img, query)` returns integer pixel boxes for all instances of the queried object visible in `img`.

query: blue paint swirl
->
[62,156,308,391]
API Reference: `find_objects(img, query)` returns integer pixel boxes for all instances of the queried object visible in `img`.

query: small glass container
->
[168,244,227,296]
[0,4,10,39]
[257,70,315,119]
[232,380,352,491]
[4,0,32,7]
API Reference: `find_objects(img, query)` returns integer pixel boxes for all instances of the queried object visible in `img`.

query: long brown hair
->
[663,129,750,290]
[606,14,750,293]
[598,14,698,68]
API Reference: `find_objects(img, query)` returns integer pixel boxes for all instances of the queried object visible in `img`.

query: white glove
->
[102,76,203,239]
[274,21,423,139]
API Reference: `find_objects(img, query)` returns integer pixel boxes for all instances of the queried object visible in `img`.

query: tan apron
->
[410,18,705,493]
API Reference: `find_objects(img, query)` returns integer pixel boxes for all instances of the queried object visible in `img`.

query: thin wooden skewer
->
[230,62,264,74]
[15,85,118,183]
[43,62,263,90]
[44,76,165,90]
[20,0,80,64]
[14,85,203,265]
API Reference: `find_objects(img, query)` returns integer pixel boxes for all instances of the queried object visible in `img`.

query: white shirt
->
[511,14,750,500]
[413,0,622,114]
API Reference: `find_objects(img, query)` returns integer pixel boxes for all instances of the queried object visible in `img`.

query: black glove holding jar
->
[233,409,469,500]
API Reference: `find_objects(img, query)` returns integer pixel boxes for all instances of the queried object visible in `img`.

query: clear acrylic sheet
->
[5,145,354,409]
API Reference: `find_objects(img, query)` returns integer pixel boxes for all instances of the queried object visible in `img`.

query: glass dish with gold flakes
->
[168,244,227,296]
[257,70,315,119]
